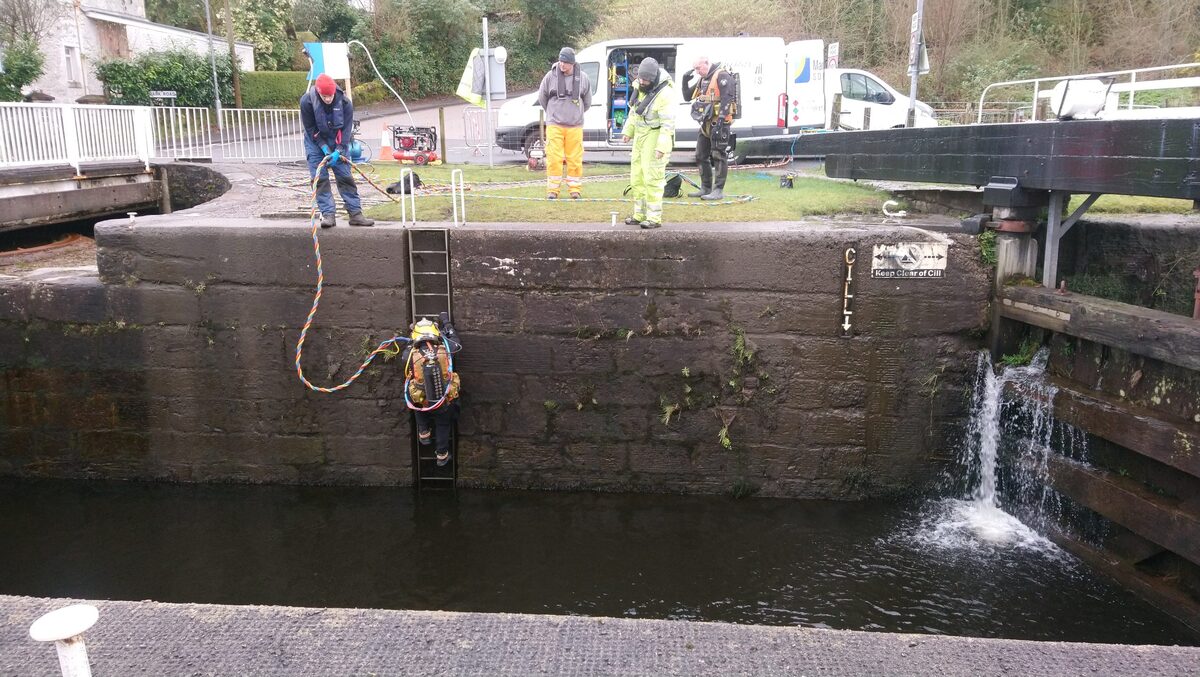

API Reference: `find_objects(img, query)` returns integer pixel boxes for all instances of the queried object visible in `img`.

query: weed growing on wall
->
[978,230,998,266]
[1001,336,1041,367]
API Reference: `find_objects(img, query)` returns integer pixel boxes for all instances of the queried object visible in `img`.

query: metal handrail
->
[976,61,1200,123]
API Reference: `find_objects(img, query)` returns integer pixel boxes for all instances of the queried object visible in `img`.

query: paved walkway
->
[2,595,1197,676]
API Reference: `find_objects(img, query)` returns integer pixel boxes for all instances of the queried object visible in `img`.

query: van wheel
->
[523,129,545,160]
[726,146,747,165]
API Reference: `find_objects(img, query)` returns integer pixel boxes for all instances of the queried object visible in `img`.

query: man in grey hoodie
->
[536,47,592,199]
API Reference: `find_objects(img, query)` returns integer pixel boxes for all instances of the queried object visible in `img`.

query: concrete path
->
[2,595,1197,676]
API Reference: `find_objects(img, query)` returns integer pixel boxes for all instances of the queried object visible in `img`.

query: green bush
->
[351,80,390,106]
[241,71,309,108]
[0,41,45,102]
[95,49,234,106]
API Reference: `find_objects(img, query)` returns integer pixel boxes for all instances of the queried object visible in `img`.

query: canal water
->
[0,477,1194,646]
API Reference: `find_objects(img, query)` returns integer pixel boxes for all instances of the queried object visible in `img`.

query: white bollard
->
[30,604,99,677]
[450,168,466,226]
[398,168,417,225]
[610,211,618,227]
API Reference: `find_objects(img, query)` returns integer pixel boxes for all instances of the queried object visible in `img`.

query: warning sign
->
[871,243,948,279]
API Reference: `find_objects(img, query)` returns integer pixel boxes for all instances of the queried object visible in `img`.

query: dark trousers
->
[414,400,460,452]
[302,137,363,215]
[695,131,728,191]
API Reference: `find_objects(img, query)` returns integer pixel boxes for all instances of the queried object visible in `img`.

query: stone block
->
[496,440,564,471]
[27,275,108,323]
[0,324,26,366]
[552,337,618,374]
[457,436,497,468]
[725,292,843,337]
[107,284,202,326]
[456,403,505,437]
[0,279,30,321]
[96,220,410,288]
[200,285,409,330]
[608,338,725,378]
[465,334,559,374]
[305,464,412,486]
[452,291,525,333]
[22,323,145,370]
[793,338,872,382]
[550,406,648,441]
[459,373,521,405]
[76,431,150,464]
[322,435,407,467]
[627,441,697,476]
[562,441,627,474]
[499,399,550,438]
[451,228,856,292]
[786,379,868,410]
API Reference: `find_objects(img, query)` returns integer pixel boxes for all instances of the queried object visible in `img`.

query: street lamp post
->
[906,0,925,127]
[202,0,224,131]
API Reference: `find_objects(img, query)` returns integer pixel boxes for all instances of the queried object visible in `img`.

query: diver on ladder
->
[403,312,462,467]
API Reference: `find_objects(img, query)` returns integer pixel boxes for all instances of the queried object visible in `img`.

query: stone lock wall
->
[0,217,991,498]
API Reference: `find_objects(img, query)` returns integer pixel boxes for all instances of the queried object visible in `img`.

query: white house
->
[30,0,255,103]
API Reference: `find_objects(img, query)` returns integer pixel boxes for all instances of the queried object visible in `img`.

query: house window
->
[64,46,81,85]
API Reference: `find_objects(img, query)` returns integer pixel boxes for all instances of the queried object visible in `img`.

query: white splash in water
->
[917,349,1069,555]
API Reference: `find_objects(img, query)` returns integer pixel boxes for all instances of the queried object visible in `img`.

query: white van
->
[494,36,937,159]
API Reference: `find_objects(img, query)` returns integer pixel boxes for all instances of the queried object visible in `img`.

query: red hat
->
[315,74,336,97]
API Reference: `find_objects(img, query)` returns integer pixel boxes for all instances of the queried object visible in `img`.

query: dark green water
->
[0,478,1194,646]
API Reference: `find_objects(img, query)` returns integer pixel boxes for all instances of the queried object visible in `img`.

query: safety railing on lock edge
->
[977,62,1200,123]
[930,101,1033,126]
[0,102,154,173]
[462,106,499,155]
[150,106,213,160]
[219,108,304,161]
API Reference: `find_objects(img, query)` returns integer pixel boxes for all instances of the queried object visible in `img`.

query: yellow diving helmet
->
[410,318,441,341]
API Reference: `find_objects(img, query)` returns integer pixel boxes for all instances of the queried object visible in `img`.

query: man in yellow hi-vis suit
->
[621,57,675,229]
[536,47,592,199]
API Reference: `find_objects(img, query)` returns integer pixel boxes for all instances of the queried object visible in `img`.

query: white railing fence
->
[977,62,1200,123]
[0,103,151,172]
[0,102,313,169]
[151,106,213,160]
[219,108,304,161]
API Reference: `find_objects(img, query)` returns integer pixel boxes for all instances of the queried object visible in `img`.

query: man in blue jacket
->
[300,73,373,228]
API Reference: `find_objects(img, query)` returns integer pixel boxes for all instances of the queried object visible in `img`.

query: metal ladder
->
[407,228,456,490]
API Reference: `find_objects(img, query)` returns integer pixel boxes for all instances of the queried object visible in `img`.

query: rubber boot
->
[348,212,374,227]
[320,213,336,228]
[701,189,725,201]
[688,186,710,199]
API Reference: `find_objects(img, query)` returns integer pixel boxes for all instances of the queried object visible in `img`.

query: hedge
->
[241,71,310,108]
[95,50,234,106]
[351,80,390,106]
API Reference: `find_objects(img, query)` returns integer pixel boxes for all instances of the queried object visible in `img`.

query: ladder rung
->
[413,293,450,297]
[412,272,448,275]
[411,250,448,254]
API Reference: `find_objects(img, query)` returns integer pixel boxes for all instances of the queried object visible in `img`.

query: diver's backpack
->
[408,340,459,406]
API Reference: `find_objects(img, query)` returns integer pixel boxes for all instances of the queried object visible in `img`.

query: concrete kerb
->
[2,595,1199,676]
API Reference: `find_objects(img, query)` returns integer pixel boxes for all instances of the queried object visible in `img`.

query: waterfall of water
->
[917,348,1081,552]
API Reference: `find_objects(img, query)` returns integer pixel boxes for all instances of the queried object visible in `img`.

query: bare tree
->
[0,0,65,42]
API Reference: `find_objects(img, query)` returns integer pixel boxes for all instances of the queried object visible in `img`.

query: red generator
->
[387,125,440,165]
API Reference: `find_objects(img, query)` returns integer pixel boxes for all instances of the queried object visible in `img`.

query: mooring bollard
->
[610,211,618,227]
[30,604,99,677]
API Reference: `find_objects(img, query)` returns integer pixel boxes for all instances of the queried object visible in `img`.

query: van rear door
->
[785,40,826,131]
